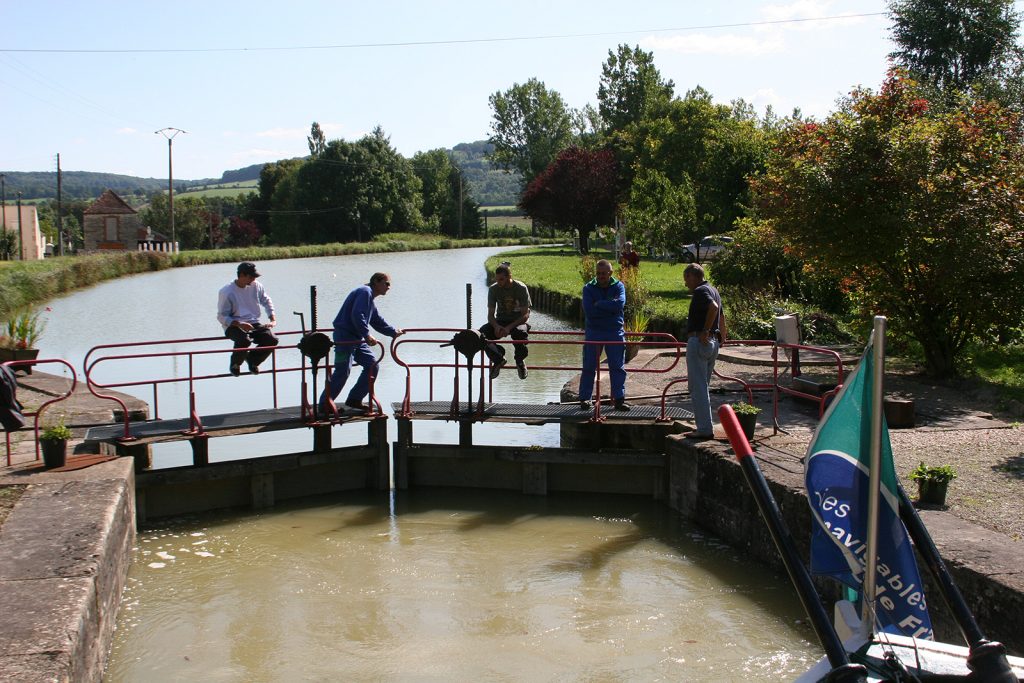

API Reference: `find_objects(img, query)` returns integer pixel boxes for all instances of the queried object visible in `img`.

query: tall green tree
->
[253,158,303,240]
[488,78,576,189]
[754,72,1024,377]
[622,168,696,256]
[307,121,327,156]
[274,127,422,244]
[519,146,620,254]
[141,194,215,249]
[597,44,674,132]
[628,87,767,237]
[889,0,1022,93]
[412,149,481,237]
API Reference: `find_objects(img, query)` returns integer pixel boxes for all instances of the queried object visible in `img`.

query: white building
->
[0,203,45,261]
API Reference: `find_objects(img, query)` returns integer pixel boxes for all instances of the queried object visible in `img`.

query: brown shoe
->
[489,357,506,379]
[344,399,369,411]
[516,362,528,380]
[579,400,592,410]
[613,398,631,411]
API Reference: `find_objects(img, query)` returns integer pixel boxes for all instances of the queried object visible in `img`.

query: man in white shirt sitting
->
[216,262,278,376]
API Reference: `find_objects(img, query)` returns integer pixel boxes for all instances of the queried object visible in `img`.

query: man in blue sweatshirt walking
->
[320,272,403,412]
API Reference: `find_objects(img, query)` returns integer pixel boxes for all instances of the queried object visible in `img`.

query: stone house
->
[83,190,144,251]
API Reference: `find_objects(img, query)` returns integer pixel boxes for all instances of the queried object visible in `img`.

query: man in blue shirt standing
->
[320,272,404,412]
[579,259,630,411]
[217,262,277,376]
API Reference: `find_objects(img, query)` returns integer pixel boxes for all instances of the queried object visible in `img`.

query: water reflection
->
[107,489,818,681]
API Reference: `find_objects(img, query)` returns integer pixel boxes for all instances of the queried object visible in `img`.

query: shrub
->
[41,420,72,442]
[909,462,957,484]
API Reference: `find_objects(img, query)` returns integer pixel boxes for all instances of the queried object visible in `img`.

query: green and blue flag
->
[804,338,933,640]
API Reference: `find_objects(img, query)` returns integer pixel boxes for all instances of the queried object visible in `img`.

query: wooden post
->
[312,424,332,453]
[190,435,209,466]
[395,418,412,489]
[368,418,389,490]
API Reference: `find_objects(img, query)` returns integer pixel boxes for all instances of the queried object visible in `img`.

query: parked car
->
[678,235,734,262]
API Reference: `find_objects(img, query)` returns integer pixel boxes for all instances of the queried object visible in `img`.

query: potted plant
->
[732,401,761,440]
[909,461,957,505]
[39,420,71,469]
[1,309,46,374]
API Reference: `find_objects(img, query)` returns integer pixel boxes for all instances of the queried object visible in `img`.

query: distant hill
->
[448,140,521,207]
[1,143,519,205]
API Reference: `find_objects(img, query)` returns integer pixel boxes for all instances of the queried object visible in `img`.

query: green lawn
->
[487,246,692,319]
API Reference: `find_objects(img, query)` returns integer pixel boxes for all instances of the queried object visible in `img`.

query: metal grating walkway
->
[393,401,693,423]
[84,405,372,443]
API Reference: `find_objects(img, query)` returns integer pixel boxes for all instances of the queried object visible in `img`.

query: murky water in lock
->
[106,489,819,681]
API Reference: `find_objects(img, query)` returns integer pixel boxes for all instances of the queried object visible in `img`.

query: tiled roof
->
[84,189,137,215]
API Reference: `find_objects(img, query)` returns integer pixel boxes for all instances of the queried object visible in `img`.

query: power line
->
[1,13,888,54]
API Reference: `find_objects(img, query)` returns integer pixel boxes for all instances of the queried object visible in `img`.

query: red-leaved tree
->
[519,147,621,253]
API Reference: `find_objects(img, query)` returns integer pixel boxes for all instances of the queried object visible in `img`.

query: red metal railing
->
[390,328,683,422]
[2,358,77,466]
[82,329,387,440]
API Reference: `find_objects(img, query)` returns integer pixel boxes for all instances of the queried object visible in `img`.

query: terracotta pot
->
[41,438,67,469]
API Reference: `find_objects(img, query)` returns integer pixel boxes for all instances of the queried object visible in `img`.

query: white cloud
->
[255,127,307,139]
[749,87,782,110]
[116,127,138,135]
[644,33,785,56]
[759,0,869,32]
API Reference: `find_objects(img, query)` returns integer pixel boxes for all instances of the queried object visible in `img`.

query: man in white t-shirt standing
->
[217,262,278,376]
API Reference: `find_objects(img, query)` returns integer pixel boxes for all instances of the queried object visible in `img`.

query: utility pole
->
[15,192,23,261]
[56,153,64,256]
[155,127,187,248]
[1,173,6,239]
[458,173,463,239]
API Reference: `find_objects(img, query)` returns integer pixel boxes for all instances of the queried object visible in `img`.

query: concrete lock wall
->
[664,435,1024,655]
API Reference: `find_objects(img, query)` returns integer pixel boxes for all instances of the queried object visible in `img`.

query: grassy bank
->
[0,234,556,321]
[485,246,692,320]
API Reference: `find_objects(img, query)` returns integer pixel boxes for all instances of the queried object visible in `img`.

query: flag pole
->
[860,316,886,638]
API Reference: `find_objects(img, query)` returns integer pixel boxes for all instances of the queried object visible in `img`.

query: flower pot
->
[41,438,67,469]
[0,347,39,374]
[736,411,758,440]
[917,479,949,506]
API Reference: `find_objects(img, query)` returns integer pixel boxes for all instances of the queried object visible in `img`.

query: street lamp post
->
[155,127,187,248]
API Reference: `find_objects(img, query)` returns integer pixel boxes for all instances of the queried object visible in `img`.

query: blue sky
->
[0,0,989,180]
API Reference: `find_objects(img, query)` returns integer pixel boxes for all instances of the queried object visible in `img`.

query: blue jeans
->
[578,330,626,401]
[686,335,720,434]
[319,342,377,406]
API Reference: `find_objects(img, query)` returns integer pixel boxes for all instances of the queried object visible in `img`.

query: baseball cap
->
[237,262,260,277]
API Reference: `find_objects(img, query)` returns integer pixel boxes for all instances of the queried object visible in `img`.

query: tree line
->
[484,0,1024,377]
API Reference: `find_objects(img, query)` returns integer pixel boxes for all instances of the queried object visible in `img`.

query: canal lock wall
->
[664,435,1024,656]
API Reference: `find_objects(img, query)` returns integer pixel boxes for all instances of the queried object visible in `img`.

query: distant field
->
[174,180,258,199]
[486,215,532,231]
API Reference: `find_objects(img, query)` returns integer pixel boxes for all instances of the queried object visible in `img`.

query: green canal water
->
[106,489,820,681]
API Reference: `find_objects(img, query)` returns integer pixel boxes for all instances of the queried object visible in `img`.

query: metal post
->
[56,154,64,256]
[15,192,22,260]
[155,128,187,249]
[861,315,886,638]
